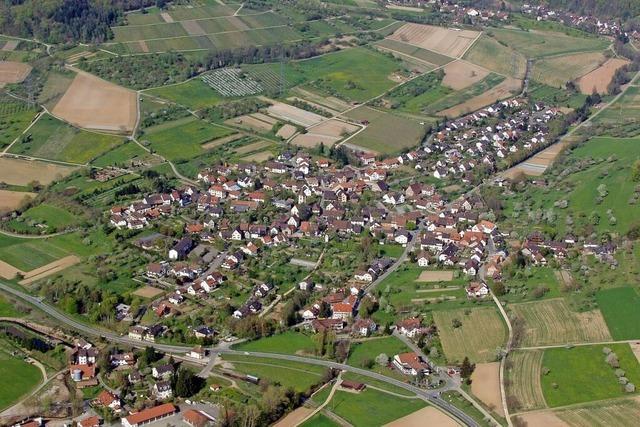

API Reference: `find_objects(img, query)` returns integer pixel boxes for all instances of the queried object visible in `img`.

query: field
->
[556,397,640,426]
[299,413,339,427]
[144,78,223,110]
[541,344,640,407]
[0,190,34,214]
[532,51,606,88]
[51,72,138,133]
[505,350,546,412]
[383,406,459,427]
[596,287,640,341]
[595,86,640,124]
[578,58,629,94]
[0,61,31,86]
[131,286,164,299]
[374,38,452,67]
[91,140,152,167]
[324,388,426,427]
[463,34,527,79]
[416,270,454,282]
[498,266,562,303]
[266,100,324,128]
[234,331,316,356]
[16,203,78,230]
[0,95,39,149]
[9,114,124,163]
[0,157,77,186]
[437,76,521,117]
[0,349,43,411]
[442,60,490,90]
[386,23,480,58]
[345,106,427,154]
[433,306,507,363]
[142,116,234,161]
[490,28,609,58]
[347,337,411,370]
[470,362,504,417]
[510,298,611,347]
[201,68,263,97]
[291,119,360,148]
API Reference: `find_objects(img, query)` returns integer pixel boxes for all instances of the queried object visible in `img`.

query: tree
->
[375,353,389,366]
[606,352,620,368]
[140,346,160,367]
[460,357,475,380]
[175,368,204,397]
[452,318,462,329]
[492,282,506,296]
[632,160,640,182]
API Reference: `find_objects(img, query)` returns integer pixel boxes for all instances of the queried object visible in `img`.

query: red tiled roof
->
[97,390,117,406]
[183,409,209,427]
[124,403,177,425]
[79,415,100,427]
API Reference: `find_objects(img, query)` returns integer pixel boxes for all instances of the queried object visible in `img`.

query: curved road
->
[0,282,479,426]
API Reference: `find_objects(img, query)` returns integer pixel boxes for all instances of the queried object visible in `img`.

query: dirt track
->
[19,255,80,285]
[52,71,138,133]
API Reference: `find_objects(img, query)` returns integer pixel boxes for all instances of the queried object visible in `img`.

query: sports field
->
[433,306,507,363]
[0,349,43,411]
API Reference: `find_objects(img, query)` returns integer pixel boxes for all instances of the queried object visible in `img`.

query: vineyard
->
[201,68,263,97]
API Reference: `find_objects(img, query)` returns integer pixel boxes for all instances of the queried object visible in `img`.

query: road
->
[0,281,480,426]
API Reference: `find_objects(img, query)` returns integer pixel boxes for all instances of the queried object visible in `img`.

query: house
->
[188,346,206,360]
[352,318,376,337]
[466,281,489,298]
[396,318,421,338]
[128,371,142,384]
[152,364,174,379]
[153,380,173,399]
[96,390,121,411]
[393,352,430,376]
[69,364,96,382]
[417,252,430,267]
[169,237,194,260]
[193,326,216,339]
[340,380,366,391]
[331,302,353,320]
[121,403,177,427]
[183,409,213,427]
[78,416,101,427]
[110,352,135,367]
[310,318,344,333]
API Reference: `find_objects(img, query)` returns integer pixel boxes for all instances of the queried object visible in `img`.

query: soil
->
[0,61,32,85]
[383,406,460,427]
[0,190,35,214]
[471,362,505,417]
[388,23,480,58]
[0,158,77,186]
[442,60,490,90]
[578,58,629,94]
[416,270,454,282]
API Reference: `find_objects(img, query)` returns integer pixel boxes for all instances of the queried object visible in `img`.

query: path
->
[0,367,65,418]
[298,373,342,425]
[0,228,76,239]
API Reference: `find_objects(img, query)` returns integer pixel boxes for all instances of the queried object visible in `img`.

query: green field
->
[141,116,234,161]
[347,337,411,370]
[527,81,587,109]
[0,349,43,410]
[422,73,505,115]
[233,331,316,355]
[8,114,124,164]
[384,71,451,115]
[0,96,39,149]
[300,413,339,427]
[595,86,640,123]
[489,28,609,58]
[532,51,606,88]
[463,34,527,79]
[91,140,151,167]
[0,295,23,317]
[375,38,452,66]
[541,344,640,407]
[10,204,79,231]
[325,388,425,427]
[499,266,562,303]
[145,78,224,110]
[596,287,640,340]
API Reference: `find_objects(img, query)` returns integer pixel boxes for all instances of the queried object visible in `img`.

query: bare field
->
[1,40,19,51]
[287,96,341,116]
[0,158,77,186]
[0,260,23,280]
[631,342,640,363]
[265,99,324,127]
[242,150,272,162]
[505,350,546,412]
[52,72,138,133]
[383,406,460,427]
[226,115,275,132]
[438,77,521,117]
[0,190,35,214]
[273,407,315,427]
[416,270,454,282]
[442,60,490,90]
[276,124,297,139]
[132,286,164,298]
[515,411,566,427]
[433,307,507,363]
[510,298,612,347]
[309,119,359,138]
[291,133,340,148]
[233,140,272,155]
[19,255,80,285]
[201,133,243,149]
[471,362,504,417]
[160,12,174,23]
[292,87,351,112]
[387,23,480,58]
[578,58,630,94]
[0,61,32,85]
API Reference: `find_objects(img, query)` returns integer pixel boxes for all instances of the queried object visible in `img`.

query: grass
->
[375,38,452,66]
[0,294,23,317]
[91,140,151,167]
[541,344,640,407]
[527,81,587,109]
[596,86,640,123]
[233,331,316,355]
[489,27,609,58]
[505,350,546,412]
[0,348,43,410]
[596,287,640,340]
[422,73,505,115]
[532,51,606,88]
[141,116,234,161]
[325,388,425,427]
[433,306,507,363]
[555,397,640,426]
[8,114,124,164]
[347,336,411,369]
[0,96,39,149]
[340,372,415,397]
[145,78,224,110]
[300,413,339,427]
[9,203,79,231]
[463,34,527,79]
[498,266,562,303]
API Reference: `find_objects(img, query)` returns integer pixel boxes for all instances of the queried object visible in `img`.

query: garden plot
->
[52,72,137,133]
[266,100,324,127]
[0,61,32,87]
[201,68,263,97]
[416,270,454,282]
[442,60,490,90]
[387,23,480,58]
[578,57,630,94]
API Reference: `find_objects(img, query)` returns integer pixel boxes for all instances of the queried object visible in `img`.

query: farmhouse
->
[466,281,489,298]
[121,403,177,427]
[393,352,430,376]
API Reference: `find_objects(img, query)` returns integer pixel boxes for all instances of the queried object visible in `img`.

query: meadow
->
[498,266,562,303]
[142,116,234,161]
[463,34,527,79]
[556,398,640,426]
[325,388,426,427]
[8,114,124,164]
[505,350,546,412]
[233,331,316,355]
[145,78,224,110]
[374,38,452,66]
[300,413,339,427]
[347,336,411,369]
[433,306,507,363]
[596,287,640,341]
[595,86,640,123]
[541,344,640,407]
[7,203,79,233]
[0,348,43,410]
[0,96,38,149]
[422,73,505,115]
[0,294,23,317]
[489,27,609,58]
[532,51,606,88]
[91,140,151,167]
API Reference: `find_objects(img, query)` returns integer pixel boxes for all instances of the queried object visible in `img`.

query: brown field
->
[510,298,612,347]
[0,61,32,86]
[2,40,19,51]
[416,270,454,282]
[387,23,480,58]
[433,307,507,363]
[52,71,138,133]
[132,286,164,299]
[160,12,174,23]
[273,407,315,427]
[226,115,275,132]
[292,87,352,112]
[383,406,460,427]
[242,150,273,162]
[201,133,243,149]
[471,362,504,417]
[233,140,272,155]
[442,60,490,90]
[505,350,546,412]
[276,124,298,139]
[385,4,423,13]
[287,96,341,116]
[180,20,207,36]
[265,99,324,127]
[578,58,630,94]
[515,411,566,427]
[309,119,359,138]
[291,133,341,148]
[630,342,640,363]
[138,40,150,53]
[438,77,521,117]
[0,260,23,280]
[19,255,80,285]
[556,397,640,426]
[251,112,278,125]
[504,134,580,177]
[533,51,606,88]
[0,190,35,214]
[0,157,77,186]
